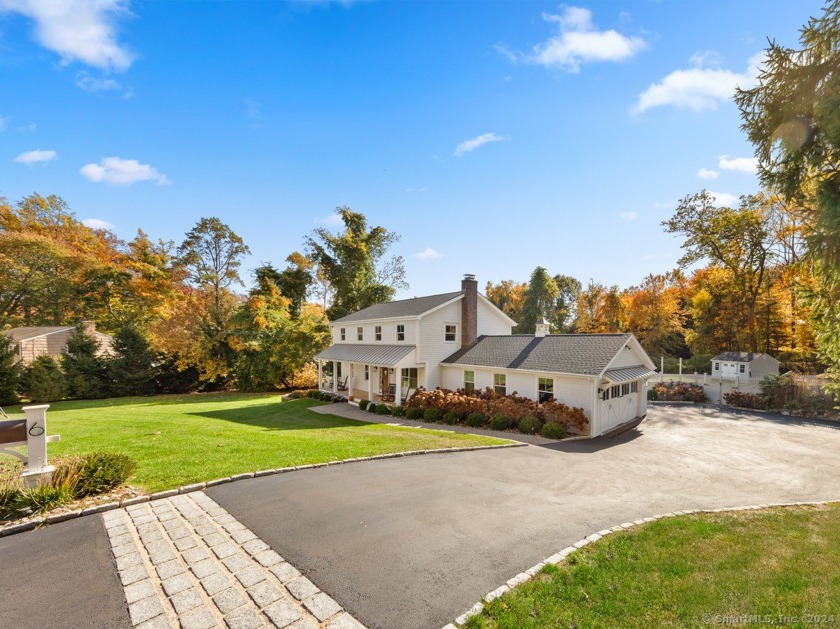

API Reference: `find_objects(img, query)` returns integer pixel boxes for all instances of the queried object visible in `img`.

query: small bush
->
[466,412,487,428]
[405,407,423,420]
[490,413,512,431]
[74,452,137,497]
[375,404,391,415]
[359,399,370,411]
[724,391,767,410]
[647,388,659,401]
[652,381,706,403]
[442,412,459,425]
[541,422,567,439]
[519,415,542,434]
[391,405,406,417]
[287,391,302,400]
[423,408,444,423]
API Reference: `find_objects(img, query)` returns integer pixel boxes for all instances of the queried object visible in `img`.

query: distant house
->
[2,321,114,365]
[711,352,780,380]
[314,275,657,437]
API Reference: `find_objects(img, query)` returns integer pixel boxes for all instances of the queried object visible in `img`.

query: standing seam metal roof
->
[313,344,416,366]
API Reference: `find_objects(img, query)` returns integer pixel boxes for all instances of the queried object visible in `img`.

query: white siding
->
[418,302,463,388]
[607,343,645,369]
[331,319,417,345]
[477,299,513,336]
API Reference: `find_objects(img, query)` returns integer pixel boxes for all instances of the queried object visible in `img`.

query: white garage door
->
[601,384,639,433]
[720,363,739,379]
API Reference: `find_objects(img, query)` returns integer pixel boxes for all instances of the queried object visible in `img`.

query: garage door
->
[601,386,639,432]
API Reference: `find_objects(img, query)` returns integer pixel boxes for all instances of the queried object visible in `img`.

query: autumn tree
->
[485,280,527,325]
[623,274,684,357]
[305,208,407,320]
[520,267,559,334]
[551,274,582,333]
[575,281,626,333]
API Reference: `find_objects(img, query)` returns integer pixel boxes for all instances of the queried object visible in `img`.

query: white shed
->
[711,352,780,380]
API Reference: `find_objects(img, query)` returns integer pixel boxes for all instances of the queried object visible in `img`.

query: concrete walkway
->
[310,402,564,445]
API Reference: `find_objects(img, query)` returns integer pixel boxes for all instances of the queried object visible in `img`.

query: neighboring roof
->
[441,334,634,376]
[2,326,73,342]
[712,351,779,363]
[331,292,462,324]
[604,366,657,384]
[313,344,416,366]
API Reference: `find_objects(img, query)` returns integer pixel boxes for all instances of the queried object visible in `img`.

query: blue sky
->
[0,0,822,299]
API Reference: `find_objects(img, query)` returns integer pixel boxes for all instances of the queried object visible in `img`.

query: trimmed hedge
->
[423,408,444,423]
[359,399,370,411]
[405,407,423,420]
[490,413,513,431]
[541,422,567,439]
[466,412,487,428]
[518,415,542,435]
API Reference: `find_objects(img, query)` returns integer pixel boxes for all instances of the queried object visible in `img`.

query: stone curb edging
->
[443,499,840,629]
[0,442,524,539]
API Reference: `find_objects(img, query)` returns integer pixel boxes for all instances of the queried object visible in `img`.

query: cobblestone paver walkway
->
[104,492,365,629]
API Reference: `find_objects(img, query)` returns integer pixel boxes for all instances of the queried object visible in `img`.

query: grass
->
[1,393,506,493]
[466,504,840,629]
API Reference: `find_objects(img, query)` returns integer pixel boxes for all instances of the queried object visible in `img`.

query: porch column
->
[368,366,373,401]
[317,360,323,390]
[395,368,402,406]
[333,362,338,394]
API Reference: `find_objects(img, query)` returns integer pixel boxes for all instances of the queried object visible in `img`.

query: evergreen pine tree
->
[62,327,110,399]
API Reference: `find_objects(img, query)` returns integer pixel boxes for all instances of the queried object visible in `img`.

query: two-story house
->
[314,275,657,437]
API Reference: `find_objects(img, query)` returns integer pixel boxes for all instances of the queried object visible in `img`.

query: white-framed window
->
[602,388,610,401]
[336,362,342,378]
[538,377,554,403]
[621,383,630,396]
[340,327,346,341]
[464,370,475,392]
[611,385,621,398]
[494,373,506,395]
[739,364,745,373]
[375,325,382,341]
[714,362,720,371]
[397,324,405,341]
[364,365,369,381]
[402,367,418,391]
[444,324,457,342]
[357,326,364,341]
[631,381,638,393]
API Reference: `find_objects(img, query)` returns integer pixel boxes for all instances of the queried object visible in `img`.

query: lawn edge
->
[0,442,524,538]
[443,498,840,629]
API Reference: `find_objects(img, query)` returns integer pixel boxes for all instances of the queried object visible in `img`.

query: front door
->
[380,368,389,398]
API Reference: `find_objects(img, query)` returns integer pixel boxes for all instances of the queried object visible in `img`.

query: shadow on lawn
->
[186,400,370,432]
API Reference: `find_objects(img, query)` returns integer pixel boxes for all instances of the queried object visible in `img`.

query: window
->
[364,365,369,381]
[621,383,630,396]
[401,367,418,391]
[538,377,554,403]
[357,326,364,341]
[631,381,638,393]
[445,324,457,342]
[336,362,342,378]
[397,324,405,341]
[611,385,621,398]
[714,362,720,371]
[739,364,745,373]
[375,325,382,341]
[464,370,475,392]
[494,373,506,395]
[602,388,610,401]
[340,328,346,341]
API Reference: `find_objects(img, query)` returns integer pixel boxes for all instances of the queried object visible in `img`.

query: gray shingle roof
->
[712,351,777,363]
[331,292,462,323]
[2,326,73,342]
[313,344,416,366]
[441,334,633,376]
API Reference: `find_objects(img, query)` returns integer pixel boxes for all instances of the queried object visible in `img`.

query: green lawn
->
[1,393,505,492]
[467,504,840,629]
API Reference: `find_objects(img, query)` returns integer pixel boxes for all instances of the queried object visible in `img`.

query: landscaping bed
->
[465,503,840,629]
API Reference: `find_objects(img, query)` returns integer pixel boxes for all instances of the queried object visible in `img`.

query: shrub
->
[442,412,459,425]
[359,399,370,411]
[73,452,137,497]
[466,412,487,428]
[20,356,66,403]
[62,328,110,400]
[541,422,567,439]
[0,342,21,406]
[519,415,542,434]
[490,413,512,431]
[423,408,443,423]
[652,381,706,403]
[287,391,302,400]
[647,388,659,401]
[375,404,391,415]
[391,405,406,417]
[405,407,423,420]
[724,391,767,410]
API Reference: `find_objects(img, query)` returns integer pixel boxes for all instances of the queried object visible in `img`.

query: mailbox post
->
[0,404,59,487]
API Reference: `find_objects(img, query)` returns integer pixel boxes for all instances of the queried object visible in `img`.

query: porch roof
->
[313,343,416,366]
[602,366,657,384]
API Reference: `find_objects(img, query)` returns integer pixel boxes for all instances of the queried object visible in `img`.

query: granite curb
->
[0,442,524,538]
[444,499,840,628]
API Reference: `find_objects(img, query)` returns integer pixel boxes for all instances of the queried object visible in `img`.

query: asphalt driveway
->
[208,405,840,629]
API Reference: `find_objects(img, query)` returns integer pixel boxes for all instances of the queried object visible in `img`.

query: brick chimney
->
[81,320,96,336]
[461,274,478,348]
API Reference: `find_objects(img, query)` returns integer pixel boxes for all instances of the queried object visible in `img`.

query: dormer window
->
[357,327,364,341]
[445,324,457,342]
[397,324,405,341]
[375,325,382,341]
[340,328,346,341]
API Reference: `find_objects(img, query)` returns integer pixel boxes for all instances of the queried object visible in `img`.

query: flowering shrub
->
[651,382,706,403]
[406,387,588,433]
[724,391,767,410]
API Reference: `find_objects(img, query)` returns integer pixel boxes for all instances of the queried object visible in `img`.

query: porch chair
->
[337,376,348,391]
[382,384,396,402]
[401,388,415,406]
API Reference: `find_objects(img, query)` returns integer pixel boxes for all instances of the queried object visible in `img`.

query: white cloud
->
[76,73,133,98]
[14,149,56,164]
[414,247,442,261]
[454,132,505,157]
[321,213,343,227]
[82,218,115,230]
[80,157,169,185]
[654,200,676,210]
[503,6,646,73]
[634,52,763,113]
[0,0,134,71]
[697,168,719,180]
[708,191,739,207]
[619,211,637,221]
[718,154,758,174]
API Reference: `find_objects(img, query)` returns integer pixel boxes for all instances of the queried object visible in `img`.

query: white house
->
[314,275,657,437]
[711,352,780,380]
